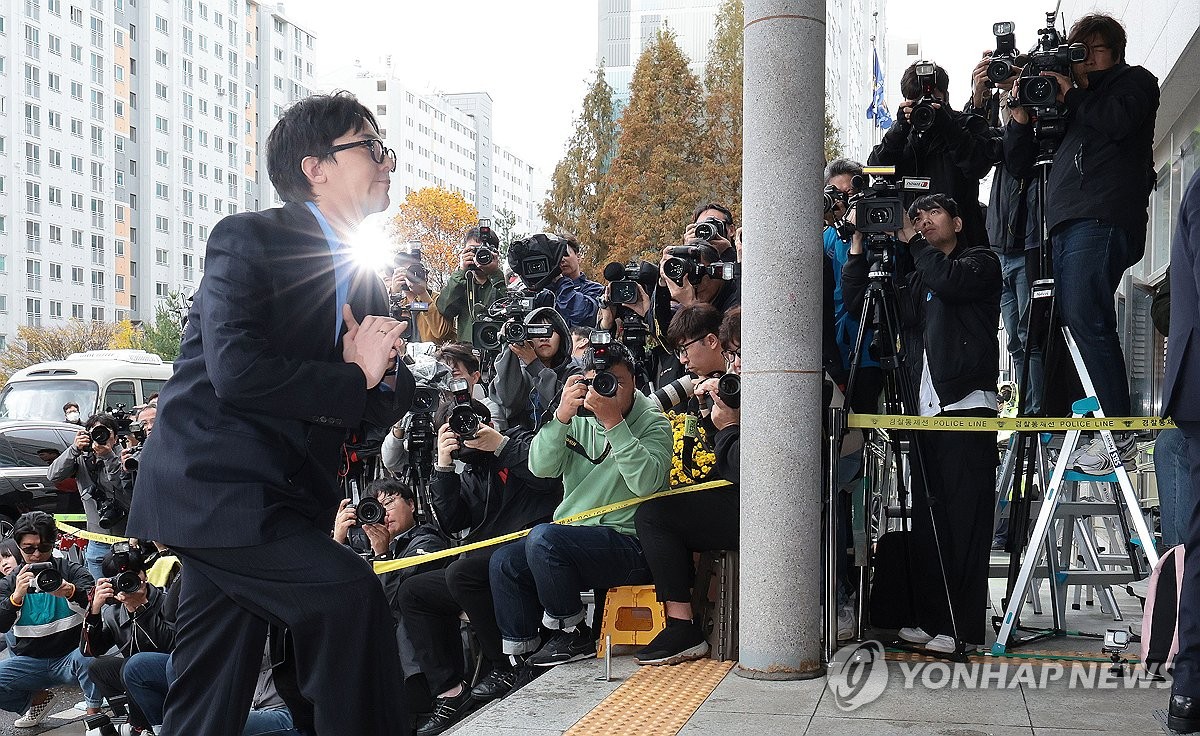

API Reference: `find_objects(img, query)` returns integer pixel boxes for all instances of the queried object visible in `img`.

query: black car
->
[0,420,84,537]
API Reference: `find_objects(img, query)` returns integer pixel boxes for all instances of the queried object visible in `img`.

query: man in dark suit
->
[126,92,415,736]
[1165,167,1200,733]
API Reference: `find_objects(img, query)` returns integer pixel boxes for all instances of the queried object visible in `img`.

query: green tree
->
[700,0,744,219]
[132,291,189,362]
[541,64,619,274]
[490,206,525,258]
[599,30,707,264]
[0,320,121,383]
[825,105,843,163]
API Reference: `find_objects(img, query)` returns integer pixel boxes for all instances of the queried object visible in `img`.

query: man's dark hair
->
[823,158,863,183]
[900,62,950,100]
[436,342,481,375]
[666,303,723,349]
[85,413,119,433]
[719,307,741,351]
[367,478,415,504]
[464,226,500,248]
[570,325,591,342]
[267,91,381,204]
[583,342,635,374]
[558,233,582,255]
[1068,13,1127,64]
[63,402,79,413]
[12,511,56,544]
[692,202,734,226]
[907,193,960,220]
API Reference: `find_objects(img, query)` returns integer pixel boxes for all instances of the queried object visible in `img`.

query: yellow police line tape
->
[52,478,735,575]
[847,414,1175,432]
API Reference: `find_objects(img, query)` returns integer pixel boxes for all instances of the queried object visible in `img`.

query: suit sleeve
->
[199,216,371,426]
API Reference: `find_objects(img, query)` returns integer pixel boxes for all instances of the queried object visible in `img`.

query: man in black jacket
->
[397,407,562,736]
[842,194,1000,654]
[1004,13,1159,472]
[868,62,996,248]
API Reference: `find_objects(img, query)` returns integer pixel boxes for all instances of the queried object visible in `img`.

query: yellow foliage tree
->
[0,321,120,384]
[111,320,138,350]
[391,187,480,289]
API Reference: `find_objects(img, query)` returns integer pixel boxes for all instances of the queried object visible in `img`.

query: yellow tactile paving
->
[564,659,736,736]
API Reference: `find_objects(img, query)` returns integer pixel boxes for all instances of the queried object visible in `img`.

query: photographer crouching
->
[842,194,1001,654]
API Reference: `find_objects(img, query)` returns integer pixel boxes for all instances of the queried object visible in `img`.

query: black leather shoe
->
[415,685,472,736]
[1168,694,1200,733]
[469,668,518,704]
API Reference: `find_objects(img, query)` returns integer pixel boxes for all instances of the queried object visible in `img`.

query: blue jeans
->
[85,541,112,585]
[1052,218,1135,416]
[999,250,1043,413]
[123,653,298,736]
[1156,428,1192,548]
[0,648,101,714]
[490,524,651,655]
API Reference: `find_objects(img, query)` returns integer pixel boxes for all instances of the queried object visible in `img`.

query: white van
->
[0,350,174,421]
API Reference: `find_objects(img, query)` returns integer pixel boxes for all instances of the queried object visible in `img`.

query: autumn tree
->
[0,320,121,383]
[599,30,707,264]
[391,187,479,289]
[700,0,744,219]
[132,290,189,362]
[491,206,526,258]
[541,64,619,274]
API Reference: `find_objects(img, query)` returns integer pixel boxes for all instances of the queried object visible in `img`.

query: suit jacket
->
[1164,169,1200,422]
[127,202,415,547]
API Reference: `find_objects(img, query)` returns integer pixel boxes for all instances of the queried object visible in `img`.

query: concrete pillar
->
[736,0,827,681]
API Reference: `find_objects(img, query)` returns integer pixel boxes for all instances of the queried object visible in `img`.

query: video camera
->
[663,242,739,287]
[909,61,941,133]
[848,166,931,236]
[466,218,499,274]
[603,260,658,305]
[1011,11,1086,112]
[507,233,567,292]
[472,291,556,352]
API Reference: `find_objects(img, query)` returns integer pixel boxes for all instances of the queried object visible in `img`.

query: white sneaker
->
[898,627,933,644]
[14,690,54,728]
[837,607,856,641]
[924,635,979,654]
[1068,435,1136,476]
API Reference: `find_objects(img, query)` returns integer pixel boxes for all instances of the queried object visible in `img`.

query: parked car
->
[0,420,84,537]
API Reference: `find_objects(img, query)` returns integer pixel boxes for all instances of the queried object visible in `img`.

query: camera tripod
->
[827,233,968,662]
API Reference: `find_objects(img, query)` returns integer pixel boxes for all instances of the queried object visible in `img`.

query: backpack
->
[1142,544,1184,676]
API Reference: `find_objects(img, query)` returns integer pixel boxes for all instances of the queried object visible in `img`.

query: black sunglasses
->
[19,543,54,554]
[324,139,397,172]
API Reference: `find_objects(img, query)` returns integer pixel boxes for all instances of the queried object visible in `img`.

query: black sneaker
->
[469,667,518,704]
[527,623,596,667]
[634,620,710,666]
[415,684,472,736]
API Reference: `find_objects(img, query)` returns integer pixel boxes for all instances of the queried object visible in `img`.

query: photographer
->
[649,303,726,413]
[1005,13,1159,471]
[0,512,100,727]
[490,341,671,667]
[437,226,508,343]
[332,479,447,566]
[549,235,604,329]
[842,194,1001,653]
[868,62,995,248]
[48,412,127,580]
[397,407,562,735]
[633,308,740,665]
[390,261,456,346]
[81,544,177,735]
[489,306,580,431]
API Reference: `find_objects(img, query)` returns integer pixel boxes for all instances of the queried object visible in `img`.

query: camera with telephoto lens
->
[717,373,741,409]
[467,218,498,273]
[1012,10,1086,111]
[26,562,64,594]
[603,260,659,306]
[909,61,941,133]
[447,378,482,438]
[662,243,740,287]
[986,22,1024,85]
[578,331,622,418]
[122,445,142,473]
[693,217,728,242]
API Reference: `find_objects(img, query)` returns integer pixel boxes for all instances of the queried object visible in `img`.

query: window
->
[154,248,168,266]
[70,6,82,24]
[70,118,83,137]
[26,259,41,292]
[47,110,60,129]
[89,16,103,47]
[24,63,40,98]
[90,52,102,84]
[72,304,84,319]
[70,43,82,62]
[155,182,168,199]
[115,275,125,292]
[70,81,83,100]
[71,266,84,284]
[48,0,61,17]
[25,181,40,214]
[154,81,167,100]
[155,15,168,34]
[155,215,168,233]
[71,230,83,248]
[49,225,61,244]
[47,73,60,93]
[70,156,83,174]
[155,282,169,298]
[91,307,104,322]
[48,186,60,205]
[26,299,42,327]
[182,253,194,281]
[155,149,168,166]
[154,49,167,66]
[155,116,168,133]
[90,235,104,264]
[91,271,104,301]
[49,263,61,281]
[49,301,61,319]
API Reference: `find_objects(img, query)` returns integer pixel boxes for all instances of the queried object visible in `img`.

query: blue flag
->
[866,48,893,130]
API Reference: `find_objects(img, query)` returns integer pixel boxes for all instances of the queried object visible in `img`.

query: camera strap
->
[564,435,611,465]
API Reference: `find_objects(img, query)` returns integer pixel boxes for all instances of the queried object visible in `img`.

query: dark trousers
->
[634,488,739,603]
[908,413,998,644]
[397,551,502,697]
[88,655,151,730]
[167,528,406,736]
[1170,420,1200,696]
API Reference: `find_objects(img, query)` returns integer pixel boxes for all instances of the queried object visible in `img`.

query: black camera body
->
[27,562,64,594]
[986,22,1023,85]
[909,61,941,133]
[122,445,143,473]
[474,291,555,351]
[578,332,622,418]
[717,373,741,409]
[662,243,738,287]
[405,386,440,472]
[603,260,658,305]
[507,234,567,292]
[1013,12,1086,111]
[823,184,848,215]
[354,496,387,526]
[467,218,498,273]
[447,378,482,438]
[693,217,728,242]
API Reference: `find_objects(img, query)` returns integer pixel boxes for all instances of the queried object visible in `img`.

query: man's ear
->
[300,155,327,188]
[953,216,963,233]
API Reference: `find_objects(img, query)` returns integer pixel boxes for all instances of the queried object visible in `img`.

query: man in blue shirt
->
[549,235,604,329]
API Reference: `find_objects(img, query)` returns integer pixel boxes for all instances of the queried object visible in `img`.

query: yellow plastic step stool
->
[595,584,666,658]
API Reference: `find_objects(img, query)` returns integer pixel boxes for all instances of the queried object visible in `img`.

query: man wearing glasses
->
[126,91,416,735]
[0,512,100,728]
[1005,13,1159,473]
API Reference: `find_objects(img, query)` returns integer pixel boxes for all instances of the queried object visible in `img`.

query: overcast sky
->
[284,0,1103,179]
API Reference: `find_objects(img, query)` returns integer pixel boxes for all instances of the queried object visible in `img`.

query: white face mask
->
[66,411,81,423]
